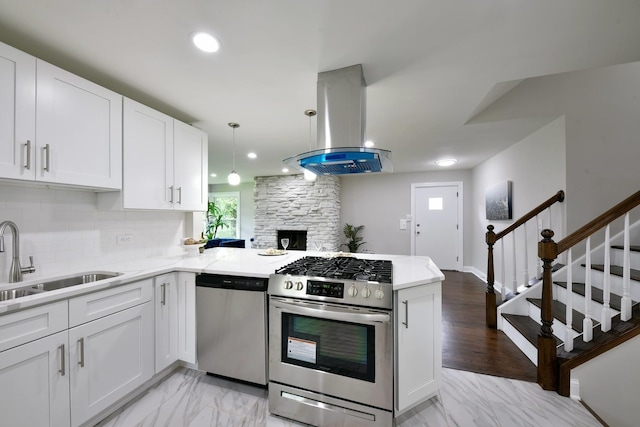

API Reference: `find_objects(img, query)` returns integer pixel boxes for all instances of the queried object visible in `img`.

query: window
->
[209,192,240,239]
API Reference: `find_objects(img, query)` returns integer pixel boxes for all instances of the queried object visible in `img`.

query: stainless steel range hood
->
[284,64,392,175]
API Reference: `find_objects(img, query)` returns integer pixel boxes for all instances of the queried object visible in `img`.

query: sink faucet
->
[0,221,36,283]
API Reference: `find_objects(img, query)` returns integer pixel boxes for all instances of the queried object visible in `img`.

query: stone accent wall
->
[254,175,340,251]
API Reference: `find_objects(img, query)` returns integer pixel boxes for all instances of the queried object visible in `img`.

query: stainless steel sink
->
[0,271,122,302]
[31,271,122,292]
[0,287,40,301]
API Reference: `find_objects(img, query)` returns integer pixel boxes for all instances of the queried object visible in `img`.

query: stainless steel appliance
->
[268,256,394,426]
[196,274,268,386]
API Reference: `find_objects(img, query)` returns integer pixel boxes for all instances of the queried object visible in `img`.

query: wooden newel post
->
[537,229,558,390]
[486,225,497,328]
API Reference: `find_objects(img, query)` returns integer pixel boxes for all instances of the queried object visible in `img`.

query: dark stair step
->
[610,245,640,252]
[554,281,626,311]
[502,313,563,348]
[582,264,640,282]
[527,298,594,333]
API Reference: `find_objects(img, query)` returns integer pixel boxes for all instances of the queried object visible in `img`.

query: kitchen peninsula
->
[0,247,443,427]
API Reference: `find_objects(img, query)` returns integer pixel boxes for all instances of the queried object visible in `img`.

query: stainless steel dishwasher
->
[196,274,268,386]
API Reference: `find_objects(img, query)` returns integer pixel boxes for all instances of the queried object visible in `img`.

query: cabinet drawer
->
[0,300,68,352]
[69,279,152,327]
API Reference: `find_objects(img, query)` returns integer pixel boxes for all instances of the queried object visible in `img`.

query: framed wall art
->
[485,180,512,220]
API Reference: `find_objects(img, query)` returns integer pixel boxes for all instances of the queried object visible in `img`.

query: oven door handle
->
[273,301,391,324]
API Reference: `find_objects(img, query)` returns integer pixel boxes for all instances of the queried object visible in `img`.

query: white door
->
[412,183,461,270]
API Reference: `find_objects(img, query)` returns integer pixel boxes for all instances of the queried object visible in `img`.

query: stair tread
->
[557,303,640,361]
[527,298,592,333]
[610,245,640,252]
[582,263,640,282]
[502,313,563,348]
[554,281,626,311]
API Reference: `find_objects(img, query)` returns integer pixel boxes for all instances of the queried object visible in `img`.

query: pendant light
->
[227,122,241,185]
[303,109,317,181]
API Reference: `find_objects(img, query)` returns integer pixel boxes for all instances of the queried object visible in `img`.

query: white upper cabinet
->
[122,97,207,211]
[36,60,122,189]
[0,40,122,189]
[0,42,36,179]
[173,120,208,211]
[122,97,174,209]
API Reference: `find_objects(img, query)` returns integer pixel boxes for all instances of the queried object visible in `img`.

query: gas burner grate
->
[275,256,393,284]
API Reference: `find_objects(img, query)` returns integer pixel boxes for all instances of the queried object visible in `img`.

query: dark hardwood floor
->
[441,271,537,382]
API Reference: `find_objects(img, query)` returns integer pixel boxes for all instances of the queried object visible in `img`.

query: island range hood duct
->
[284,64,392,175]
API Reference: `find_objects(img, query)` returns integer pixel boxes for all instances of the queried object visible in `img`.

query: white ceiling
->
[1,0,639,184]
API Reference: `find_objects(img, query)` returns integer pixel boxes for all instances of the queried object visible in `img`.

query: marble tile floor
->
[96,367,603,427]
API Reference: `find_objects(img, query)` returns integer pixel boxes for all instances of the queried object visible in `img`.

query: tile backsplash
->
[0,184,186,282]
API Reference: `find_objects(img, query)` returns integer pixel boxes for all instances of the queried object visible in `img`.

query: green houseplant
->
[205,201,226,239]
[340,223,366,253]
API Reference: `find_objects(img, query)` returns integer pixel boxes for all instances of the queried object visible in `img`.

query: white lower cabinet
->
[69,301,153,426]
[177,272,197,365]
[395,282,442,414]
[0,330,70,427]
[155,273,179,372]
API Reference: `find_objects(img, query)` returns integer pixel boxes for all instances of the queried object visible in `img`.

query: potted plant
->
[205,201,226,239]
[340,223,366,253]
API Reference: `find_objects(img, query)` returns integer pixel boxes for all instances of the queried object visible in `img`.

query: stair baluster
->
[523,223,529,287]
[501,239,506,300]
[564,248,574,352]
[583,237,594,342]
[622,212,632,321]
[601,225,612,331]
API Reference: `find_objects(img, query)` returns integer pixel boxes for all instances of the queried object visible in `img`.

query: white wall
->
[0,184,186,281]
[472,60,640,234]
[340,169,473,258]
[572,335,640,427]
[470,117,567,280]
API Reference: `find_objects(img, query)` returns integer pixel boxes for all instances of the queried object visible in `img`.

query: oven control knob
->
[348,285,358,297]
[284,280,293,290]
[362,285,371,298]
[374,288,385,300]
[295,281,304,291]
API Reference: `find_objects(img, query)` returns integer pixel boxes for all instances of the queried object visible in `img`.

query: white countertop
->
[0,248,444,314]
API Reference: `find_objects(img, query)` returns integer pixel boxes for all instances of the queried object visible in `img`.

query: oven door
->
[269,296,393,410]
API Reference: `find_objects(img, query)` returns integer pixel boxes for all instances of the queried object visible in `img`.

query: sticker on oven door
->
[287,337,316,364]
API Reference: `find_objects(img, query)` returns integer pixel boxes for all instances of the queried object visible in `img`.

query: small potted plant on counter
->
[340,223,366,253]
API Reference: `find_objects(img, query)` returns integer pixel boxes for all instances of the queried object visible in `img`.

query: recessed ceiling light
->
[435,158,458,167]
[247,152,257,159]
[364,140,375,148]
[282,168,289,173]
[210,173,217,177]
[192,32,220,53]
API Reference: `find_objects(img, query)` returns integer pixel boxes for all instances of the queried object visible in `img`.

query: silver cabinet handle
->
[78,338,85,367]
[59,344,65,376]
[161,283,166,305]
[169,186,174,203]
[43,144,50,172]
[24,140,31,170]
[177,187,182,204]
[402,300,409,328]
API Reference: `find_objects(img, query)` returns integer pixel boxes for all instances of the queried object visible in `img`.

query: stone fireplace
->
[254,175,340,251]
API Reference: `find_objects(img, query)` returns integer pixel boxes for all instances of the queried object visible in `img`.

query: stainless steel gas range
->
[268,256,394,427]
